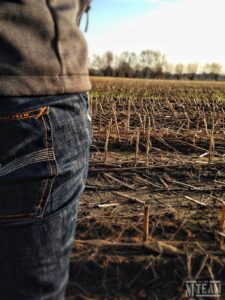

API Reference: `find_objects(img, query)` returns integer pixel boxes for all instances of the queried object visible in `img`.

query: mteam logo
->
[185,280,221,298]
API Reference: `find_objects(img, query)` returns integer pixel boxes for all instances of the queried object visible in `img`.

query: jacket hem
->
[0,74,91,97]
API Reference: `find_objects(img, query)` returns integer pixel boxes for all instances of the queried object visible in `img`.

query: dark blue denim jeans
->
[0,93,92,300]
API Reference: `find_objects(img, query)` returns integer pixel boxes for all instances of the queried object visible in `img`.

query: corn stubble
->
[68,78,225,299]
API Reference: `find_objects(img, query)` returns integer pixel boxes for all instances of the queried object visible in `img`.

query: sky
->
[81,0,225,69]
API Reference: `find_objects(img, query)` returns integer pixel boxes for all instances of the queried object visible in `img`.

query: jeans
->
[0,93,92,300]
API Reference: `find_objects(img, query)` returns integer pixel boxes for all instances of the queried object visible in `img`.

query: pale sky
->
[84,0,225,69]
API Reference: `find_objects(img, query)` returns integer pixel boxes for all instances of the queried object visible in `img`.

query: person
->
[0,1,92,299]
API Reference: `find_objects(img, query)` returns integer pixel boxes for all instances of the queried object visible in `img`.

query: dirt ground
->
[66,78,225,300]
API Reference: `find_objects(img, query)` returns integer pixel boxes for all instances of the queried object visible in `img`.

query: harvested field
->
[66,78,225,299]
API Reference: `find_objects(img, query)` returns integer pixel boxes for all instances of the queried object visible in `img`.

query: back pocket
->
[0,106,57,223]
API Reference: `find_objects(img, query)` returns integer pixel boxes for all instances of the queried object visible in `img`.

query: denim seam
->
[0,196,77,227]
[0,211,39,219]
[39,107,59,217]
[41,110,53,175]
[38,178,50,216]
[47,107,59,176]
[78,94,90,146]
[0,106,48,121]
[37,108,57,216]
[0,179,54,220]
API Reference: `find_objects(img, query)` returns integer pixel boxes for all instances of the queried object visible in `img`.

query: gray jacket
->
[0,0,92,97]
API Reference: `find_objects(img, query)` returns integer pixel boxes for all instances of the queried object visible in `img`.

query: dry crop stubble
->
[67,77,225,299]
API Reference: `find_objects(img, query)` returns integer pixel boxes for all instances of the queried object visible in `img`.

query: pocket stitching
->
[38,111,55,213]
[0,107,56,221]
[0,149,54,177]
[0,106,48,122]
[41,110,53,175]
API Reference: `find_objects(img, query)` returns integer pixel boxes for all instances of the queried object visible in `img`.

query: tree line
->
[90,50,225,81]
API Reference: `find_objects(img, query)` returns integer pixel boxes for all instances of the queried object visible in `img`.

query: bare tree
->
[89,51,225,81]
[203,62,223,80]
[187,63,199,80]
[175,63,184,80]
[91,51,114,76]
[139,50,167,77]
[116,52,138,77]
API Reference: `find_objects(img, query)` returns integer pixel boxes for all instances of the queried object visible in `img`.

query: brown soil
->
[66,78,225,300]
